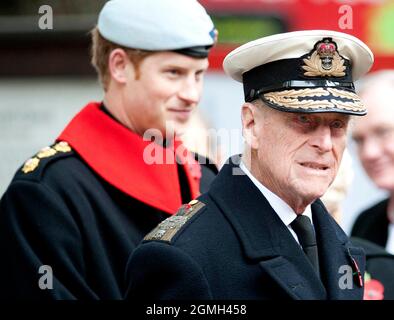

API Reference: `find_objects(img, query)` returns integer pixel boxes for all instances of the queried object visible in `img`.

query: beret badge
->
[302,38,346,77]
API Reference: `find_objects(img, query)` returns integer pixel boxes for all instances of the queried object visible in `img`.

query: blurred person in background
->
[351,70,394,254]
[321,149,353,224]
[322,149,394,300]
[0,0,217,299]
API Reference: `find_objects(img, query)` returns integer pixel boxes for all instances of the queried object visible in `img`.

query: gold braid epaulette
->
[144,200,206,242]
[21,141,72,174]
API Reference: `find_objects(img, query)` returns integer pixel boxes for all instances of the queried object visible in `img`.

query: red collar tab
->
[57,102,201,214]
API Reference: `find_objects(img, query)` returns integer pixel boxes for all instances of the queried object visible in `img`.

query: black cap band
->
[173,45,212,58]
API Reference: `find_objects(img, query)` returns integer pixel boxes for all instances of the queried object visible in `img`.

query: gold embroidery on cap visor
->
[263,88,365,113]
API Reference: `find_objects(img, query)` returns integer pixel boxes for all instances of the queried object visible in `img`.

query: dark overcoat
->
[0,103,217,299]
[125,157,365,300]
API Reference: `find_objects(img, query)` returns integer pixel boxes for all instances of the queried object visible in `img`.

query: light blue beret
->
[97,0,216,57]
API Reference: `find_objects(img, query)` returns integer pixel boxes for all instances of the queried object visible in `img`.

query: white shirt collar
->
[239,161,313,228]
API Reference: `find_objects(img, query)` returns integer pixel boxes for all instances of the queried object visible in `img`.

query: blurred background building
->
[0,0,393,233]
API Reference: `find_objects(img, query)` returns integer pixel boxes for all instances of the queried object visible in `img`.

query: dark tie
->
[291,215,320,276]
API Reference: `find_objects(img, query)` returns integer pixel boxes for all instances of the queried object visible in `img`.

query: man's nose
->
[310,125,333,153]
[178,78,200,104]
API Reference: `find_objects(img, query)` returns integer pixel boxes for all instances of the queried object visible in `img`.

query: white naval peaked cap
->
[97,0,216,56]
[224,30,373,82]
[223,30,374,115]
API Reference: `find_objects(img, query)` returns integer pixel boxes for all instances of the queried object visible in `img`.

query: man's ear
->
[241,102,260,150]
[108,48,134,84]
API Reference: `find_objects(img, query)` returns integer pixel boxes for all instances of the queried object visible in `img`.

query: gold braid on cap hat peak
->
[326,88,360,100]
[263,88,365,112]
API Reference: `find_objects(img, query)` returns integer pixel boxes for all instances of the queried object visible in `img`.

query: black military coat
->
[125,157,365,300]
[0,102,217,300]
[351,199,390,248]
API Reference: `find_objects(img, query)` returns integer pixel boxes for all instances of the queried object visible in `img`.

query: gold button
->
[189,199,199,206]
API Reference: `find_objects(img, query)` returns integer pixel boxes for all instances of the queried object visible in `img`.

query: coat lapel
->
[208,156,327,299]
[312,200,365,300]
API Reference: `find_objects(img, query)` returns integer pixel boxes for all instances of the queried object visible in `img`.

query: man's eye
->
[376,126,394,138]
[298,115,311,124]
[352,136,363,145]
[166,69,180,76]
[331,120,344,129]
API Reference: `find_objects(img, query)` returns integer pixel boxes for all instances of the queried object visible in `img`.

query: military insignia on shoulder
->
[302,38,346,77]
[36,146,57,159]
[144,200,205,242]
[21,141,72,174]
[22,157,40,173]
[53,141,72,153]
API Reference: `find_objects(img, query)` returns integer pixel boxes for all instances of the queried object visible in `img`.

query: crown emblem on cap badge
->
[302,38,346,77]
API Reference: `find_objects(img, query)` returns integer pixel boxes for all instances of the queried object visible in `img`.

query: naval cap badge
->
[302,38,346,77]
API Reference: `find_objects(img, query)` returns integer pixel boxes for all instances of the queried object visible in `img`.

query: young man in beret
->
[125,30,374,300]
[0,0,217,299]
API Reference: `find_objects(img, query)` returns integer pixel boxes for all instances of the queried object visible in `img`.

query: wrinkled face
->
[251,106,349,211]
[352,89,394,192]
[121,51,209,137]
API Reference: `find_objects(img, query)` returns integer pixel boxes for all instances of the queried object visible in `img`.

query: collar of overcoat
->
[57,102,201,214]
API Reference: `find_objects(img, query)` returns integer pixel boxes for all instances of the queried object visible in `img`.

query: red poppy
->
[364,279,384,300]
